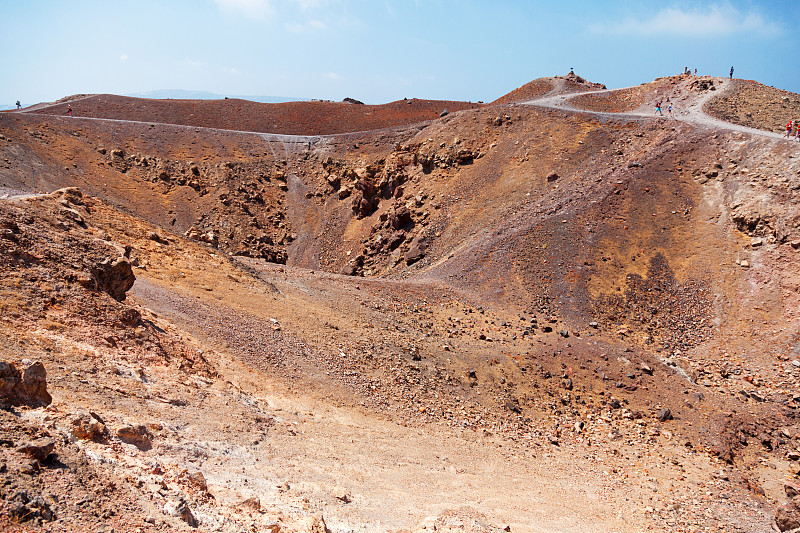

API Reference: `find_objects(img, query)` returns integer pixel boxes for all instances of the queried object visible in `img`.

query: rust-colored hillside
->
[28,94,481,135]
[2,77,800,533]
[705,78,800,133]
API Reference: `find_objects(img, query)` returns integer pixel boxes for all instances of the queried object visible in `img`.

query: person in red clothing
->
[67,105,73,117]
[786,121,793,139]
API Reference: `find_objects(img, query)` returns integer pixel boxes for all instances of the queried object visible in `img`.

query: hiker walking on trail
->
[796,123,800,141]
[655,101,663,116]
[730,66,734,79]
[66,105,72,117]
[15,100,20,109]
[786,121,794,139]
[668,103,673,117]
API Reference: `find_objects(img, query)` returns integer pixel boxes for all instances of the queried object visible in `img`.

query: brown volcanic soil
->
[3,77,800,532]
[569,75,710,113]
[492,73,605,105]
[705,78,800,133]
[491,78,555,104]
[0,188,786,533]
[27,95,481,135]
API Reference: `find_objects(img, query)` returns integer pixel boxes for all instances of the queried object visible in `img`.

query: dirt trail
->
[14,94,98,113]
[526,77,787,139]
[0,186,32,199]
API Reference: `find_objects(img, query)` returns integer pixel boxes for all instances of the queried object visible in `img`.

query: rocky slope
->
[705,78,800,134]
[2,75,800,532]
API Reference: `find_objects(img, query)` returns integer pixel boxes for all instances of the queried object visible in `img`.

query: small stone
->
[164,499,198,528]
[69,411,106,441]
[657,408,672,422]
[334,487,352,503]
[240,497,261,510]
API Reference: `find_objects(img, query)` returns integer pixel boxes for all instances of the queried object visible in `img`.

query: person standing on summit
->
[15,100,20,109]
[730,66,734,79]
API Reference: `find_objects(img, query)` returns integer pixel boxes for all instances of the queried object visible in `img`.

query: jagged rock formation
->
[0,360,51,408]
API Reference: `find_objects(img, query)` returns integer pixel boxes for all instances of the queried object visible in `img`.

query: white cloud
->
[590,4,780,38]
[285,19,327,32]
[119,54,128,61]
[290,0,326,10]
[213,0,274,18]
[323,72,341,81]
[214,0,326,18]
[226,67,242,75]
[183,59,205,68]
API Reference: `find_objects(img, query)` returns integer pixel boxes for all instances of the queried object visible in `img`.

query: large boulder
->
[776,496,800,531]
[93,256,135,301]
[116,424,153,451]
[0,360,52,408]
[16,437,55,461]
[351,193,376,219]
[405,235,428,265]
[389,206,412,230]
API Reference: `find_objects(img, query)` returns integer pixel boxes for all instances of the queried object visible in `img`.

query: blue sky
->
[2,0,798,106]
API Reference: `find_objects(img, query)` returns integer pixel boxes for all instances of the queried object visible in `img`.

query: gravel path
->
[0,186,44,200]
[525,77,787,139]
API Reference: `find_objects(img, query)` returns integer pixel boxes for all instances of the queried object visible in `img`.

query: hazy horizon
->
[2,1,798,107]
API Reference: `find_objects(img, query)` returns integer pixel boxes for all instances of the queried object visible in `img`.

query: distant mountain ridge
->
[126,89,308,103]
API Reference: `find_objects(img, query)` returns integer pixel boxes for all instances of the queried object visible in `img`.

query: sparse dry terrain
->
[28,95,480,136]
[2,74,800,533]
[705,79,800,134]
